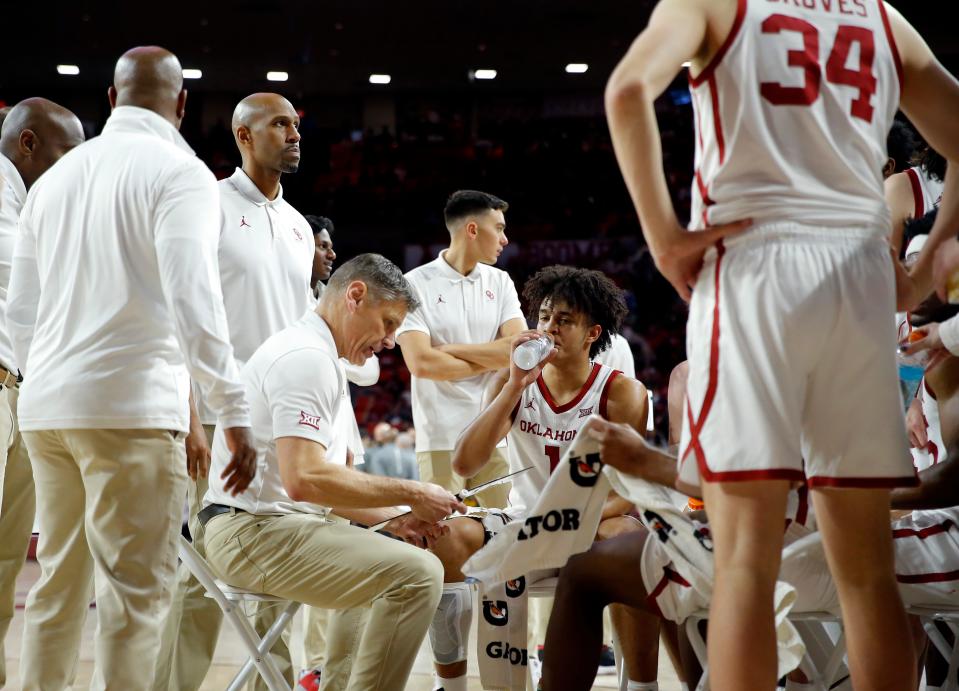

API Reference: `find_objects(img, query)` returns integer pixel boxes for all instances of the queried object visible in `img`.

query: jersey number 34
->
[760,14,877,123]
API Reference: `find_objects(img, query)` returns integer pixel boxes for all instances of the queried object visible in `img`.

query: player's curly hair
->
[522,265,628,358]
[912,143,947,182]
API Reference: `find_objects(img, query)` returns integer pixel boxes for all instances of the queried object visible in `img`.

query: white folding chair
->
[683,610,849,691]
[527,576,628,691]
[911,605,959,691]
[177,535,300,691]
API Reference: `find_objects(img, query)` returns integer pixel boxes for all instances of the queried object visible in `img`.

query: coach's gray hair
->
[327,253,420,312]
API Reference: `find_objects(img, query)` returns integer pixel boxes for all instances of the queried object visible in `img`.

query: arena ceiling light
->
[266,71,289,82]
[56,64,80,76]
[369,74,391,85]
[471,69,498,80]
[183,69,203,80]
[565,63,589,74]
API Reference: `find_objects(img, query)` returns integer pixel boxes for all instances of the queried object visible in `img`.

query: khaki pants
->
[154,425,291,691]
[0,387,35,688]
[300,514,353,671]
[204,511,443,691]
[20,428,187,691]
[417,448,511,508]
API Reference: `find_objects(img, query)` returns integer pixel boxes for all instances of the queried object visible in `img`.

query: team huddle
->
[2,0,959,690]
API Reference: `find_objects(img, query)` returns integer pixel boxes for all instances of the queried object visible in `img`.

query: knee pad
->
[429,582,473,665]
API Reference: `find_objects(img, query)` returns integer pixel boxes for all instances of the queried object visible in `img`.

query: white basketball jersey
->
[689,0,901,232]
[507,363,621,511]
[904,166,944,220]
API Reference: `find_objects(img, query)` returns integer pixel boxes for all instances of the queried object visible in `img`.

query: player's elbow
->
[451,441,480,479]
[605,71,650,114]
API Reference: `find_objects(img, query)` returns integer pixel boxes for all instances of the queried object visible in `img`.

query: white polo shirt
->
[595,333,636,379]
[194,168,314,425]
[397,251,524,452]
[0,153,26,375]
[205,310,348,515]
[7,106,249,432]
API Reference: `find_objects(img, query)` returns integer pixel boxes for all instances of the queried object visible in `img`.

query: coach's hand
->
[508,330,557,388]
[185,419,211,481]
[221,426,257,496]
[652,221,752,302]
[411,482,467,523]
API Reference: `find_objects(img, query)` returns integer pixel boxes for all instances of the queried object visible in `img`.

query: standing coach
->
[5,46,255,691]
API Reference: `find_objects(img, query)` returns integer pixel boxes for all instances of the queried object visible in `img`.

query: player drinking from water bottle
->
[421,265,654,691]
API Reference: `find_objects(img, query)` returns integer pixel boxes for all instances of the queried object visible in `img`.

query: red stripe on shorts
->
[897,569,959,585]
[681,241,726,472]
[807,474,919,489]
[893,520,954,541]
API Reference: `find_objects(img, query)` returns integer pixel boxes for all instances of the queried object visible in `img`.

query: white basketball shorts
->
[678,223,916,492]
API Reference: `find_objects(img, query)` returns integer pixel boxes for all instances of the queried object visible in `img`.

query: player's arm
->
[605,0,749,300]
[439,317,527,370]
[600,375,650,518]
[890,450,959,511]
[452,331,556,478]
[884,171,915,256]
[397,331,488,381]
[667,361,690,451]
[885,5,959,306]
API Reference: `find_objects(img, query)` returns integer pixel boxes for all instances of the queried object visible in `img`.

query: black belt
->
[198,503,247,526]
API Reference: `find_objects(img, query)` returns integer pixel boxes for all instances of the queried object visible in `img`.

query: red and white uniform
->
[678,0,916,490]
[903,165,944,221]
[911,379,944,474]
[690,0,900,231]
[642,486,816,623]
[507,363,620,512]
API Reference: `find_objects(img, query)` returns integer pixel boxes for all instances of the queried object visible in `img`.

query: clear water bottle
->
[896,340,927,399]
[512,335,553,370]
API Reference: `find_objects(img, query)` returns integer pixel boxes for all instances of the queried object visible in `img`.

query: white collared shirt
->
[0,154,26,374]
[205,310,347,515]
[397,251,524,452]
[193,167,315,425]
[7,106,249,432]
[595,334,636,379]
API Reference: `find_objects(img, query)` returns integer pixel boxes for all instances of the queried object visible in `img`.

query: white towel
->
[604,460,805,680]
[465,418,610,689]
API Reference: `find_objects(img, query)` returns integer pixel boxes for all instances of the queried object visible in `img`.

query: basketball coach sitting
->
[200,253,466,691]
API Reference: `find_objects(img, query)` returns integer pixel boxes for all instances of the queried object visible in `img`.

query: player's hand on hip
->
[185,422,211,481]
[221,426,257,496]
[653,220,751,302]
[411,482,468,523]
[904,397,928,449]
[508,330,557,387]
[588,417,652,477]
